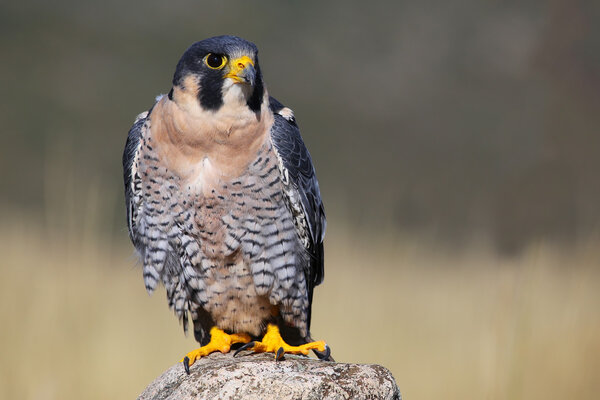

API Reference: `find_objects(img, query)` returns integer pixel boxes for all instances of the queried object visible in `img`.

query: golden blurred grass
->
[1,217,599,400]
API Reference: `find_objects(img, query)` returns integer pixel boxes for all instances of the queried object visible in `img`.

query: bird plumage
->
[123,36,326,350]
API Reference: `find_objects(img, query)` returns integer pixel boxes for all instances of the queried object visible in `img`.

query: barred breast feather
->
[123,95,326,344]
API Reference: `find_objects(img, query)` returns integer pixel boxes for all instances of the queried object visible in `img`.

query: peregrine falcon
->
[122,36,330,372]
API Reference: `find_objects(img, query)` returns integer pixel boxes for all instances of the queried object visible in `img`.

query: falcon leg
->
[233,324,329,361]
[181,327,250,373]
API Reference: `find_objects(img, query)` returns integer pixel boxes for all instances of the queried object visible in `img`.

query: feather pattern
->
[269,97,327,330]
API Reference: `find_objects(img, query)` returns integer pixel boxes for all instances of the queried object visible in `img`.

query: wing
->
[123,111,148,243]
[269,97,326,331]
[122,106,194,334]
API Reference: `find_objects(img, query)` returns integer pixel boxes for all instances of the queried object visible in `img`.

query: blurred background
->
[1,0,599,399]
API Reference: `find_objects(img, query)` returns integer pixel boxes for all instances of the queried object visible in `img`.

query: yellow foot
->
[181,327,250,374]
[233,324,330,361]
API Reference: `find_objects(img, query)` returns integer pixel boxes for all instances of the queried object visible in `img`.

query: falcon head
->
[170,35,265,113]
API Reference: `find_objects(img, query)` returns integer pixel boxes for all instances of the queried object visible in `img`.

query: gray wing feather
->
[123,107,193,333]
[123,111,147,242]
[269,97,326,332]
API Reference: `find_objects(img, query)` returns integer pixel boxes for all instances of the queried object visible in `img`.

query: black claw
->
[275,347,285,362]
[313,344,331,361]
[323,345,331,360]
[183,356,191,375]
[233,341,256,357]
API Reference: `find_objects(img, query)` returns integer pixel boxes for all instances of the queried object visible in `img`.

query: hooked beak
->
[224,56,256,86]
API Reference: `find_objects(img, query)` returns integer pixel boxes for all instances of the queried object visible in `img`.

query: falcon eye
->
[204,53,227,69]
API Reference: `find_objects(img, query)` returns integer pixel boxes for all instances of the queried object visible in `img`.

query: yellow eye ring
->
[204,53,227,70]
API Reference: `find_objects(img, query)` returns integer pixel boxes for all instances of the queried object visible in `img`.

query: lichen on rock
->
[138,352,401,400]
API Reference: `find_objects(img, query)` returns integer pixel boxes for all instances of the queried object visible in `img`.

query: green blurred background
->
[2,1,599,399]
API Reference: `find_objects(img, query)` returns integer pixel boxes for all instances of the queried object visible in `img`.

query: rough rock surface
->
[138,352,401,400]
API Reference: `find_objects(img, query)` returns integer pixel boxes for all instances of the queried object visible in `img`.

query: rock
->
[138,352,401,400]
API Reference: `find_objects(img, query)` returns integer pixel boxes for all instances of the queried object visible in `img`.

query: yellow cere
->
[224,56,254,82]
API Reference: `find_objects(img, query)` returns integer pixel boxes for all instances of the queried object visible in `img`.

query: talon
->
[241,324,330,361]
[323,344,331,360]
[233,341,256,357]
[183,356,191,375]
[313,344,331,360]
[276,346,285,362]
[181,327,250,368]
